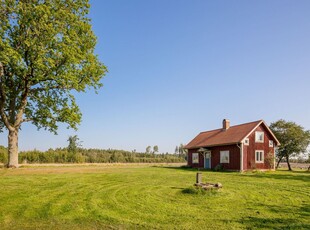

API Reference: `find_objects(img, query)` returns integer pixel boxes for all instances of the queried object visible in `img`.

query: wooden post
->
[196,172,202,184]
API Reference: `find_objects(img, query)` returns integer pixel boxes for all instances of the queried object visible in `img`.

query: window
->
[269,140,274,147]
[192,153,199,164]
[220,151,229,163]
[255,150,264,163]
[244,138,249,145]
[255,131,264,143]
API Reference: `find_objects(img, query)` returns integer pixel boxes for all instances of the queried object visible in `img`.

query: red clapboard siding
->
[243,124,275,170]
[210,145,240,170]
[187,145,240,170]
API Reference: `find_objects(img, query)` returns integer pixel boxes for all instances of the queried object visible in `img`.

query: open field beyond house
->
[0,165,309,229]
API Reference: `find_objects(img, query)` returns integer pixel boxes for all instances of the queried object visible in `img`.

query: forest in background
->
[0,145,186,164]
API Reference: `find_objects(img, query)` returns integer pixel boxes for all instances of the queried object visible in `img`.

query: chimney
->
[223,119,230,130]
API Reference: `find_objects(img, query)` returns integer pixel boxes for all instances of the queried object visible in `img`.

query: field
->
[0,164,309,229]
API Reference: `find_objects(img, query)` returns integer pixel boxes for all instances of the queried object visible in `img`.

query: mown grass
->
[0,165,309,229]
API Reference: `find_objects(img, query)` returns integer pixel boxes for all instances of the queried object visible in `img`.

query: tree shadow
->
[157,166,310,182]
[239,216,309,229]
[245,171,310,183]
[238,203,310,229]
[159,166,237,174]
[170,186,185,190]
[152,166,198,172]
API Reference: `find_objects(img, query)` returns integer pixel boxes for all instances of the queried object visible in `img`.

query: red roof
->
[184,120,263,149]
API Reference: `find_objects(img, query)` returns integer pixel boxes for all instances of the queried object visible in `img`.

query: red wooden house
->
[184,119,280,171]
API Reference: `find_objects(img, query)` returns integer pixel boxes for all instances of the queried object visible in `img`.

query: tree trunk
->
[286,154,292,171]
[276,155,284,169]
[7,129,19,168]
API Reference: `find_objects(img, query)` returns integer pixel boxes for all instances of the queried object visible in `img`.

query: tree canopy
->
[270,119,310,170]
[0,0,107,167]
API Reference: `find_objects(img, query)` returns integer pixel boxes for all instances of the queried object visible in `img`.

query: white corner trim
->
[273,147,276,170]
[240,143,244,171]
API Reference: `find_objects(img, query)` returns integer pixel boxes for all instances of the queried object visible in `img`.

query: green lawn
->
[0,165,309,229]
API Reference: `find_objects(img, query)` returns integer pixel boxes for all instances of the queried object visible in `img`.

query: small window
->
[269,140,274,147]
[220,151,229,163]
[244,138,249,146]
[255,150,264,163]
[192,153,199,164]
[255,131,264,143]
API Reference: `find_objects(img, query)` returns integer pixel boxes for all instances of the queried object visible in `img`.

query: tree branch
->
[22,118,32,123]
[14,79,29,128]
[0,62,13,132]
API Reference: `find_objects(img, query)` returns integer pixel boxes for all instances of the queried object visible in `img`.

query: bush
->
[0,145,8,164]
[265,152,275,169]
[214,164,224,171]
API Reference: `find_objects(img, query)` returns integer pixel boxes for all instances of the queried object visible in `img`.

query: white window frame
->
[220,151,230,163]
[255,131,264,143]
[255,150,264,163]
[192,152,199,164]
[244,138,249,146]
[269,140,274,147]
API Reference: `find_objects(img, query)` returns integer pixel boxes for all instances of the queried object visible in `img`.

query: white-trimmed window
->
[192,153,199,164]
[220,151,229,163]
[269,140,274,147]
[255,150,264,163]
[244,138,249,146]
[255,131,264,143]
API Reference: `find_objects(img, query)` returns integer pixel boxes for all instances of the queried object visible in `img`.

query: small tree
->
[175,146,179,155]
[153,145,158,154]
[270,119,310,170]
[146,146,151,154]
[178,144,187,157]
[67,135,81,153]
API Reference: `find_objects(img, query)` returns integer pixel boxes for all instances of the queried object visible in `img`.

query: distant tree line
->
[0,145,186,165]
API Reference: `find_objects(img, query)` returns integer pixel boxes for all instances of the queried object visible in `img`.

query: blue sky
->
[1,0,310,153]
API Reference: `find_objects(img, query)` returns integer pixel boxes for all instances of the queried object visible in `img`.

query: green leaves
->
[270,119,310,158]
[0,0,107,132]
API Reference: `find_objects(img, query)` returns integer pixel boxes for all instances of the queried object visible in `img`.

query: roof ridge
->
[199,120,262,134]
[184,120,264,149]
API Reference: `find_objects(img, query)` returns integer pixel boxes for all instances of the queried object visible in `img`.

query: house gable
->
[241,120,280,146]
[242,123,277,170]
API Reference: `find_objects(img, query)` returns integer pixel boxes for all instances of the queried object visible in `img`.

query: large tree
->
[270,119,310,170]
[0,0,107,167]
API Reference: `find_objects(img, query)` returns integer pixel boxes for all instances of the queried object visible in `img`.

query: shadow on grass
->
[170,186,185,190]
[157,166,310,182]
[151,165,196,171]
[237,201,310,229]
[244,171,310,183]
[238,202,310,229]
[239,216,309,230]
[158,166,237,174]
